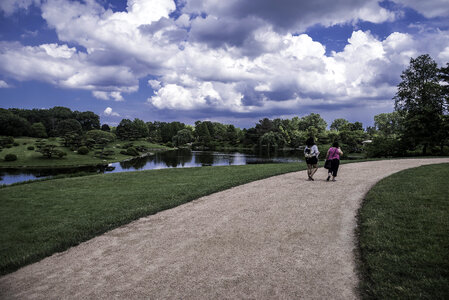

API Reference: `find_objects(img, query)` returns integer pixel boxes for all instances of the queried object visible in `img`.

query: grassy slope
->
[0,163,304,275]
[358,163,449,299]
[0,137,170,168]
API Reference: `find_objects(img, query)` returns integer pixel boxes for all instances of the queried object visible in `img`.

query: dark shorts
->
[306,156,318,165]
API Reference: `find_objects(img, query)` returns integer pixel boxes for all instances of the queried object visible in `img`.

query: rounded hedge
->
[77,146,89,155]
[126,147,139,156]
[5,154,18,161]
[27,146,35,150]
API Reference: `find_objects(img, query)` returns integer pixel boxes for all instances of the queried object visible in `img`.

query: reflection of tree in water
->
[153,149,193,168]
[119,156,152,170]
[194,151,214,166]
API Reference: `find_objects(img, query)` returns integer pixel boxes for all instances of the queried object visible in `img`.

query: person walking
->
[325,141,343,182]
[304,137,319,181]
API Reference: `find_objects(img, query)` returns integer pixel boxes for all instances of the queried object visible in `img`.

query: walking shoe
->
[326,175,330,181]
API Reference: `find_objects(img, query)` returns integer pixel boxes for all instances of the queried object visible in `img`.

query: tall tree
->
[330,118,349,131]
[394,54,445,155]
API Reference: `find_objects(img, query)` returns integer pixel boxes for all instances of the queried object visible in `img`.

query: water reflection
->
[1,149,303,185]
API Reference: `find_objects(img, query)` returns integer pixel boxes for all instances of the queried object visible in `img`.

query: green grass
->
[0,162,305,275]
[358,163,449,299]
[0,137,170,168]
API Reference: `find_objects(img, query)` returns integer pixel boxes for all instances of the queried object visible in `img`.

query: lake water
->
[0,149,304,185]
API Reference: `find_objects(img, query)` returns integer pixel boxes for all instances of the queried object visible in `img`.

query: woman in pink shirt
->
[325,141,343,182]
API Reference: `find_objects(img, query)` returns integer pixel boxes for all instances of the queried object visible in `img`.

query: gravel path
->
[1,158,449,299]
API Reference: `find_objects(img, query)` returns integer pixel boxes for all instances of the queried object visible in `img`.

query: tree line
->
[1,54,448,157]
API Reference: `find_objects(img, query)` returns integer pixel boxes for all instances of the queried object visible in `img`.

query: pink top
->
[328,147,340,160]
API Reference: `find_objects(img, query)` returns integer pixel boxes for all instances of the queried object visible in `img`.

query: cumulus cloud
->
[183,0,395,33]
[393,0,449,18]
[0,80,11,88]
[103,107,120,117]
[1,0,449,123]
[93,91,125,101]
[0,0,41,16]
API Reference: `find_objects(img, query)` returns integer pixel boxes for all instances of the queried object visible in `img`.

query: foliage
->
[0,136,14,147]
[30,122,47,138]
[56,119,83,136]
[125,147,139,156]
[116,118,149,140]
[0,109,31,137]
[85,130,115,144]
[101,124,111,132]
[394,54,446,155]
[27,146,35,150]
[36,144,67,159]
[4,154,17,161]
[77,146,89,155]
[172,128,194,146]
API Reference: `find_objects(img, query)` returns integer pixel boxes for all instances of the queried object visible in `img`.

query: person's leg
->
[307,164,312,179]
[310,164,318,178]
[332,159,340,181]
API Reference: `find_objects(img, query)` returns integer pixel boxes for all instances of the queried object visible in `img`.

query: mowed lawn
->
[358,163,449,299]
[0,163,304,275]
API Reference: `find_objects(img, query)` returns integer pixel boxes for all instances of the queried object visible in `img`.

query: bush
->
[5,144,12,148]
[125,147,139,156]
[13,142,19,146]
[77,146,89,155]
[120,150,127,155]
[4,154,17,161]
[27,146,35,150]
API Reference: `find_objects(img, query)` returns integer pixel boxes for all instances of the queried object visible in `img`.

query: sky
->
[0,0,448,129]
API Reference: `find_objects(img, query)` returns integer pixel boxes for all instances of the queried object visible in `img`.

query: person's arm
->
[338,147,343,155]
[325,148,330,160]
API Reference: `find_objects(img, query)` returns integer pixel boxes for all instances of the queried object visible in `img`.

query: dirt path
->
[1,158,448,299]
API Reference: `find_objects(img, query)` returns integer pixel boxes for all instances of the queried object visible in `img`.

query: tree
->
[298,113,327,134]
[0,109,32,137]
[31,122,48,138]
[133,118,149,138]
[75,111,100,132]
[172,129,194,146]
[56,119,83,136]
[36,144,67,159]
[85,130,115,144]
[394,54,445,155]
[374,112,402,136]
[101,124,111,132]
[195,121,211,145]
[116,119,135,140]
[330,118,349,131]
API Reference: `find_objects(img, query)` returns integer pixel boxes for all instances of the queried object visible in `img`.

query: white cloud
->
[1,0,449,121]
[0,80,11,88]
[0,0,41,16]
[393,0,449,18]
[93,91,125,101]
[39,43,76,59]
[103,107,120,117]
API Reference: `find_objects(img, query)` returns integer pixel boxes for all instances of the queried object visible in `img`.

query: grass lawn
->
[358,163,449,299]
[0,162,305,275]
[0,137,170,168]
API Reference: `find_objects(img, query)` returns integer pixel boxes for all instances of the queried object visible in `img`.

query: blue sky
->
[1,0,448,129]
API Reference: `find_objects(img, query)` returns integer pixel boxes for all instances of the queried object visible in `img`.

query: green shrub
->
[5,144,12,148]
[0,136,14,147]
[126,147,139,156]
[77,146,89,155]
[27,146,35,150]
[4,154,17,161]
[120,150,127,155]
[13,142,19,146]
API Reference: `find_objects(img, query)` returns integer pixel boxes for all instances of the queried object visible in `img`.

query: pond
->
[0,149,304,185]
